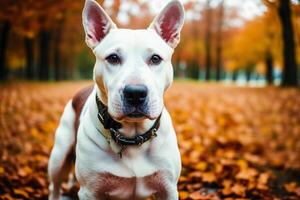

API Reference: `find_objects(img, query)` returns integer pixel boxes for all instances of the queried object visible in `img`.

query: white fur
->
[48,0,184,199]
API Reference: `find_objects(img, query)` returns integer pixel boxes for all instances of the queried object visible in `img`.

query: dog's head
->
[82,0,184,122]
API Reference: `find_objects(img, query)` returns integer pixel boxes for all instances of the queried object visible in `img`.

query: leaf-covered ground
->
[0,82,300,200]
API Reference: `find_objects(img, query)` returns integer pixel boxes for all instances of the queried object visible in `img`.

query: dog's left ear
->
[148,0,185,49]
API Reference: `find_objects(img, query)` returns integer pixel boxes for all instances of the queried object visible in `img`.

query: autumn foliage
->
[0,82,300,199]
[0,1,299,85]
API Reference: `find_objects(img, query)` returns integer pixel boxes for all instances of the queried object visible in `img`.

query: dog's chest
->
[95,171,166,199]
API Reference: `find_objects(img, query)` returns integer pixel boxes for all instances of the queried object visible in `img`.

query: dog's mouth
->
[127,111,145,118]
[112,108,158,122]
[126,108,151,119]
[117,108,152,121]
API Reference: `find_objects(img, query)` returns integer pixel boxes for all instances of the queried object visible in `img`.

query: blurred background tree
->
[0,0,299,86]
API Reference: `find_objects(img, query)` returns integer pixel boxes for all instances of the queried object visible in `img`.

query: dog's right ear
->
[82,0,117,49]
[148,0,185,49]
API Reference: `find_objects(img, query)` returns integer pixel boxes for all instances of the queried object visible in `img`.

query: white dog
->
[48,0,184,199]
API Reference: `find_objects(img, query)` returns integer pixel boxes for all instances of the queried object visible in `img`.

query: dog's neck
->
[116,118,156,138]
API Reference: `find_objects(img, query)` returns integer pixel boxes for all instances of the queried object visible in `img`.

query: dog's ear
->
[148,0,185,49]
[82,0,117,49]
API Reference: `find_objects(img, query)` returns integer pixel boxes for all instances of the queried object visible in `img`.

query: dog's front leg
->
[78,187,95,200]
[78,187,108,200]
[48,101,76,200]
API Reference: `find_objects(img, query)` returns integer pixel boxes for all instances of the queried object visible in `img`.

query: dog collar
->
[95,95,160,157]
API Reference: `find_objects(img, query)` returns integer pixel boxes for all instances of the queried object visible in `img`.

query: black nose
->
[123,84,148,106]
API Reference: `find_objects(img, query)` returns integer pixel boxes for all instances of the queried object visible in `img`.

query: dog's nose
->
[123,84,148,106]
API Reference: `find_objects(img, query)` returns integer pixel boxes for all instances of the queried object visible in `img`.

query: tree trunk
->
[204,0,212,81]
[215,1,224,81]
[245,67,252,83]
[232,70,238,81]
[191,19,200,80]
[53,18,64,81]
[25,37,35,80]
[38,30,51,80]
[278,0,298,86]
[0,21,10,80]
[53,34,61,81]
[191,60,199,79]
[265,51,274,85]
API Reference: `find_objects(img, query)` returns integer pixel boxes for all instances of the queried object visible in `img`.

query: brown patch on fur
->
[144,171,167,199]
[72,85,94,134]
[96,76,108,104]
[93,171,166,199]
[96,172,136,197]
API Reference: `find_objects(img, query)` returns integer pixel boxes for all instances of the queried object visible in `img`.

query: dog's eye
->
[149,54,162,65]
[105,54,121,65]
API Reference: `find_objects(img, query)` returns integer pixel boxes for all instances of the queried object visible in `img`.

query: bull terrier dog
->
[48,0,185,199]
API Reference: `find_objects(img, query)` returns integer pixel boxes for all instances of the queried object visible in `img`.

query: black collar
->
[96,95,160,149]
